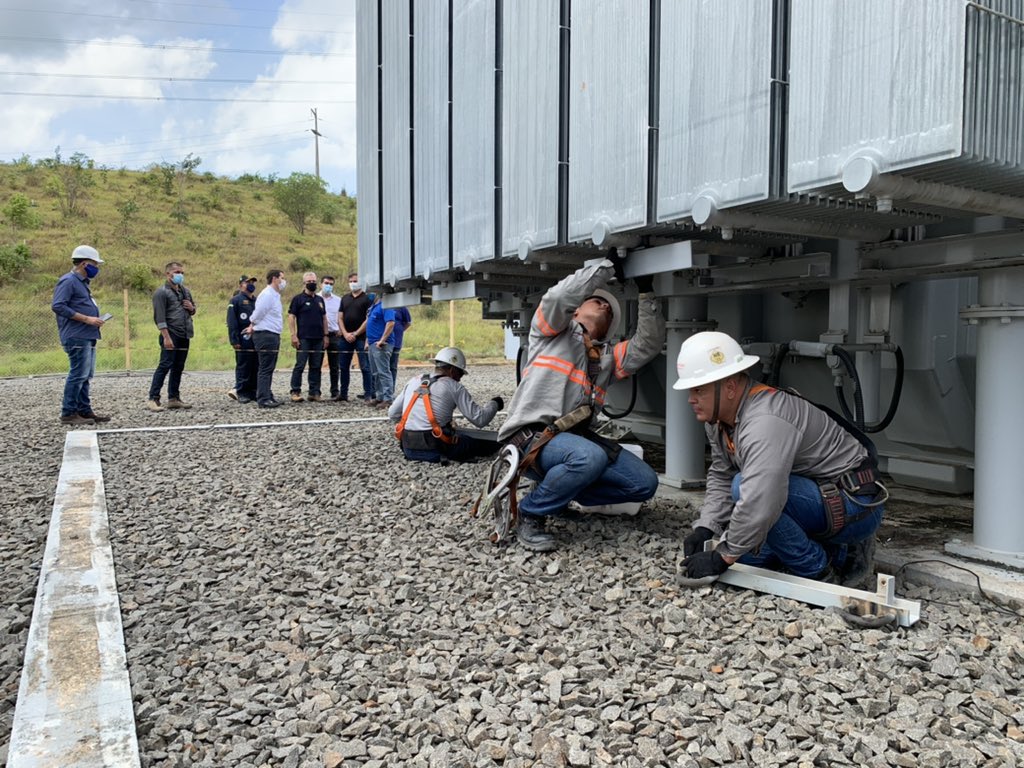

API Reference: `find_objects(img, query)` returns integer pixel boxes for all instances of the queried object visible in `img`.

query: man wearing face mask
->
[226,274,259,403]
[51,244,110,425]
[287,271,328,402]
[338,272,372,402]
[245,270,287,408]
[318,275,343,400]
[147,261,197,411]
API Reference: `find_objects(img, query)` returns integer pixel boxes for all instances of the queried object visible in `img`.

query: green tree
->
[116,197,139,245]
[2,193,41,229]
[273,172,326,235]
[170,153,201,224]
[41,147,95,217]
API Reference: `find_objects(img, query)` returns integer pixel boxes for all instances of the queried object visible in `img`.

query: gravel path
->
[2,367,1023,767]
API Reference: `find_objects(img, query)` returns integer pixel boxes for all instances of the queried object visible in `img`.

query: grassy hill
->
[0,158,505,377]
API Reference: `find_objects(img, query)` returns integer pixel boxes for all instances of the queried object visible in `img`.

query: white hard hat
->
[434,346,468,373]
[584,288,621,341]
[71,244,104,264]
[673,331,759,390]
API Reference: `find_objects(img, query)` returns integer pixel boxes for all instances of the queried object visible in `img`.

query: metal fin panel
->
[657,0,773,222]
[381,1,413,285]
[413,0,451,279]
[356,0,380,287]
[568,0,649,242]
[502,0,560,257]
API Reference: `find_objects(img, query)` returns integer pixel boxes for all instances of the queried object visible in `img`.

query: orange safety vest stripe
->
[613,340,629,380]
[394,378,455,444]
[533,305,558,337]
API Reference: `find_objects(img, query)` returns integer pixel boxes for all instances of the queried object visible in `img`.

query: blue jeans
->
[734,474,884,578]
[518,432,659,517]
[338,336,371,399]
[253,331,280,405]
[390,348,402,391]
[148,333,189,401]
[289,337,324,396]
[368,341,394,401]
[61,338,96,417]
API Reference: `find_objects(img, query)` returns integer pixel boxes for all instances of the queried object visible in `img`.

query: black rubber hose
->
[831,345,866,430]
[862,347,905,433]
[602,375,638,419]
[515,344,525,385]
[768,342,790,387]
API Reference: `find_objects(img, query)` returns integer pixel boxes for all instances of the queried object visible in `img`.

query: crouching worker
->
[389,347,504,463]
[674,331,885,587]
[497,253,665,552]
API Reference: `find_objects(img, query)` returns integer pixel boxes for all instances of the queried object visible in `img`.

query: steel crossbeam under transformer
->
[716,564,921,628]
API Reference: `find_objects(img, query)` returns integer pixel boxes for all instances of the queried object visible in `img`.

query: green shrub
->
[0,242,31,283]
[2,193,41,229]
[289,255,317,273]
[120,262,154,292]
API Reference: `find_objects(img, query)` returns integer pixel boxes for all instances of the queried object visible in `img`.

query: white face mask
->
[349,282,361,292]
[278,279,287,291]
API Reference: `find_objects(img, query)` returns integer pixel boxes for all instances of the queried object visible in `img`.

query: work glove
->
[681,549,730,580]
[683,526,715,558]
[633,273,655,294]
[491,397,504,411]
[606,249,627,284]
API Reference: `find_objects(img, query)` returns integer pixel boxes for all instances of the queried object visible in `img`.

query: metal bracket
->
[959,303,1024,325]
[716,563,921,627]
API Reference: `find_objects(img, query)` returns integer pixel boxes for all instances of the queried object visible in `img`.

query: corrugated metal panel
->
[452,0,496,268]
[381,1,412,285]
[787,0,967,193]
[501,0,559,257]
[413,0,450,279]
[657,0,773,222]
[568,0,649,242]
[356,0,380,287]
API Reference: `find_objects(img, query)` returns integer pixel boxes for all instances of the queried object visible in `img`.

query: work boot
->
[227,389,238,401]
[80,412,111,423]
[146,399,164,412]
[813,564,840,585]
[60,414,94,425]
[166,398,192,409]
[841,536,876,589]
[517,514,556,552]
[308,394,322,402]
[291,392,304,402]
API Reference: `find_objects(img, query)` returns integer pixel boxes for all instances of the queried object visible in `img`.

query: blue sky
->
[0,0,358,194]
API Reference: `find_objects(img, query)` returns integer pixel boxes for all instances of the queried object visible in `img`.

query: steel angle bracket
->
[717,564,921,627]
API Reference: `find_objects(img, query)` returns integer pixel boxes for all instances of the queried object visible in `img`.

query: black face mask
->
[305,282,317,292]
[246,282,256,293]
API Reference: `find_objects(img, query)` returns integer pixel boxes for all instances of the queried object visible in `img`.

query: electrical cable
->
[0,34,352,57]
[836,347,905,433]
[0,90,353,104]
[893,558,1024,619]
[0,71,352,85]
[830,345,865,430]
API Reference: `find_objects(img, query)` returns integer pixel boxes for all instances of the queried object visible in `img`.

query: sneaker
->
[227,389,238,401]
[146,399,164,412]
[841,536,877,588]
[237,396,253,404]
[166,398,192,409]
[60,414,95,426]
[517,514,557,552]
[291,393,304,402]
[308,394,322,402]
[80,412,111,423]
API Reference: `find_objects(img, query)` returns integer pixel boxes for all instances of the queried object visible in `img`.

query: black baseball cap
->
[239,274,255,283]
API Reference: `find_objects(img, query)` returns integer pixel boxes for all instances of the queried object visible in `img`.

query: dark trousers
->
[338,336,371,400]
[233,342,258,398]
[290,338,324,395]
[325,335,342,396]
[401,432,500,464]
[253,331,280,405]
[148,333,189,401]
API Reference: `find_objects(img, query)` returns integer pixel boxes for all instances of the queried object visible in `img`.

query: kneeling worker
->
[389,347,504,463]
[674,331,884,586]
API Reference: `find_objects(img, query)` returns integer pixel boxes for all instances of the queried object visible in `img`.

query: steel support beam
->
[857,228,1024,281]
[661,296,711,488]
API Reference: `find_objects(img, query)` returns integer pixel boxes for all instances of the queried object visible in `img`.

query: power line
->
[0,91,354,104]
[1,7,349,36]
[124,0,354,20]
[0,35,352,57]
[0,71,353,85]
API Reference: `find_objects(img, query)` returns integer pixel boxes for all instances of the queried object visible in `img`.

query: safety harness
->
[395,374,457,450]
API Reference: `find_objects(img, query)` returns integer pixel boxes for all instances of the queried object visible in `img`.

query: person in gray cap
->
[51,245,111,425]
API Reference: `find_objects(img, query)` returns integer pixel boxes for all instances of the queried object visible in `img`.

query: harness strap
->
[395,375,457,445]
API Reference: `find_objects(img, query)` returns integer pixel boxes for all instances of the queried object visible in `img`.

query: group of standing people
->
[225,270,411,408]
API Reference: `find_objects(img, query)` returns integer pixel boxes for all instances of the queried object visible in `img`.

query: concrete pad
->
[9,431,140,768]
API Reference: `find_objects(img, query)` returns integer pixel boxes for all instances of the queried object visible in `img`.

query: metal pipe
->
[843,157,1024,220]
[973,268,1024,554]
[662,297,710,487]
[691,195,894,242]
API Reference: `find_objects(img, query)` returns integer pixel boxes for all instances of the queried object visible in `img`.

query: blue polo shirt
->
[365,300,396,344]
[52,271,101,343]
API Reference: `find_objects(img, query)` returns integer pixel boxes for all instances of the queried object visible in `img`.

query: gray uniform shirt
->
[697,381,869,558]
[388,374,498,430]
[152,283,195,338]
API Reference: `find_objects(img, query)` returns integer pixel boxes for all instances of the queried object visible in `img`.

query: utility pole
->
[310,107,322,181]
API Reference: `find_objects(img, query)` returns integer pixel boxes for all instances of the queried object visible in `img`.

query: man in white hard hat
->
[51,245,111,425]
[389,347,504,463]
[673,331,885,586]
[497,252,665,552]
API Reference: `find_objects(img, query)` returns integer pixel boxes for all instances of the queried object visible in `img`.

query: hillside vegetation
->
[0,156,505,376]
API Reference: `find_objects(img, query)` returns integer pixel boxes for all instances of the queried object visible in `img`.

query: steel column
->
[662,296,710,487]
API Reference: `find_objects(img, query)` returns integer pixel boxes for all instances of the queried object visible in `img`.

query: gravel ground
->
[2,366,1023,767]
